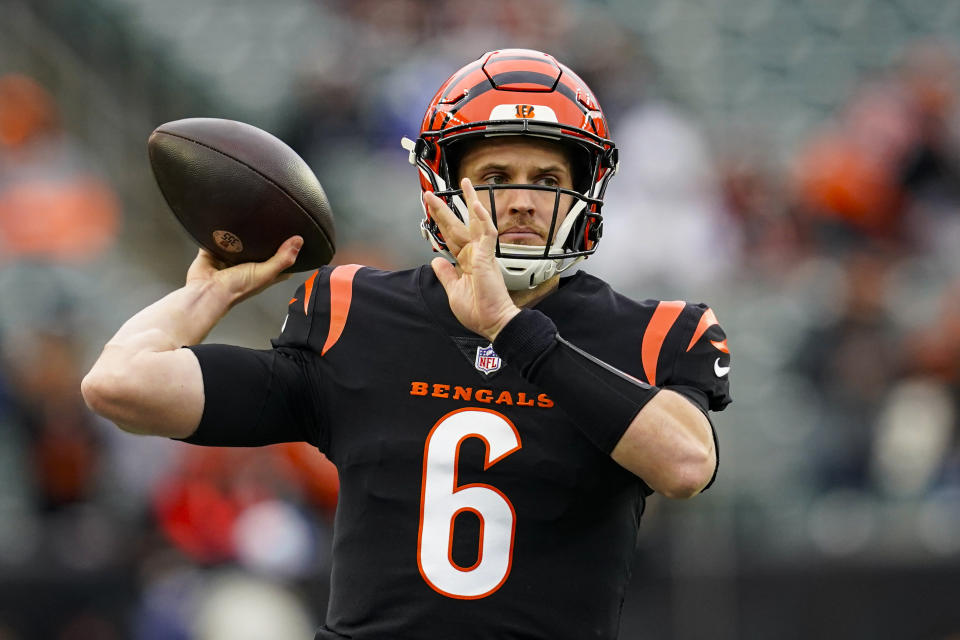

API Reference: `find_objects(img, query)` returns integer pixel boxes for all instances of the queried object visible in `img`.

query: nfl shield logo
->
[475,344,502,374]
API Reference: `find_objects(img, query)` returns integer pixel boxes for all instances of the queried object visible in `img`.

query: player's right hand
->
[186,235,303,308]
[428,179,520,342]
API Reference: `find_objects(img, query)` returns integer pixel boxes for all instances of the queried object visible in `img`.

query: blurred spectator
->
[0,73,120,263]
[3,330,101,510]
[899,40,960,204]
[717,144,809,276]
[790,249,902,491]
[898,40,960,273]
[870,378,955,499]
[0,73,57,149]
[793,78,916,248]
[152,444,336,572]
[793,39,960,258]
[903,277,960,385]
[132,563,317,640]
[193,572,315,640]
[879,276,960,495]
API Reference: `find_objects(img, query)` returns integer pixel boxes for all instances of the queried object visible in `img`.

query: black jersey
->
[186,265,732,640]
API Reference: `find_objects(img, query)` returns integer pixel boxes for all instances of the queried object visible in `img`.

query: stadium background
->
[2,0,960,637]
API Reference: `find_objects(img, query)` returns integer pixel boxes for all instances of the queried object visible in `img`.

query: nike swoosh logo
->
[714,358,730,377]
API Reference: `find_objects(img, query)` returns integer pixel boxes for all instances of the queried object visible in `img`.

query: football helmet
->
[402,49,619,290]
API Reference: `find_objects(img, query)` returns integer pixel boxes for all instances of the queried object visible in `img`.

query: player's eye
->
[482,174,508,185]
[535,175,560,188]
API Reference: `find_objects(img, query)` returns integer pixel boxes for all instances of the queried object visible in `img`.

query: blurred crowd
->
[0,73,337,639]
[2,0,960,637]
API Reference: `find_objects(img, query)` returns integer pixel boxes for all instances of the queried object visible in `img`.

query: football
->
[148,117,335,272]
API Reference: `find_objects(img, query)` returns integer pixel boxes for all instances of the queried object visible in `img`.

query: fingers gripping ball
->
[148,118,335,272]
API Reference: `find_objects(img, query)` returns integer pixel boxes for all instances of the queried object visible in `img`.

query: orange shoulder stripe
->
[686,308,718,352]
[321,264,363,356]
[642,300,685,385]
[302,270,319,315]
[711,339,730,354]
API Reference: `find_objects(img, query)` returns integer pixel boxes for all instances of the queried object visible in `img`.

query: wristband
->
[494,309,661,453]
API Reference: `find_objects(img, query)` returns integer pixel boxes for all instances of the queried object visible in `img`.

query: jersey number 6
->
[417,408,522,599]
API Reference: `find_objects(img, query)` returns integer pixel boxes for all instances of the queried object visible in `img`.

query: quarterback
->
[83,49,731,639]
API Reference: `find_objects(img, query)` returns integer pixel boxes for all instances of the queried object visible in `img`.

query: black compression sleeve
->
[178,344,319,447]
[493,309,660,454]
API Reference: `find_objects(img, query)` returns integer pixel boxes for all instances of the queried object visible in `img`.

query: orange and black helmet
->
[402,49,619,289]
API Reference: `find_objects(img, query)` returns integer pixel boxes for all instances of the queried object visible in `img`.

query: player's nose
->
[501,186,537,217]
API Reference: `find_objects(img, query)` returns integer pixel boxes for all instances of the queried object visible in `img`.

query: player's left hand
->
[427,179,520,342]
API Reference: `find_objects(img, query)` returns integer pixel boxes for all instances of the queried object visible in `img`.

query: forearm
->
[610,390,715,498]
[82,281,229,437]
[106,280,231,352]
[493,309,716,497]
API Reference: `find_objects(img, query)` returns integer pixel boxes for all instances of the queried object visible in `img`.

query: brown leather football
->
[148,118,335,272]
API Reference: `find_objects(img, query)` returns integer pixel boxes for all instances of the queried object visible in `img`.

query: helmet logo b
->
[514,105,536,119]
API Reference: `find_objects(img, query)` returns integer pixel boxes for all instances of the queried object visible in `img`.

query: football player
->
[83,49,731,639]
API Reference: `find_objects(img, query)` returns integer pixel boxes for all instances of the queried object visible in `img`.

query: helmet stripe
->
[484,60,560,84]
[438,61,484,103]
[441,75,588,123]
[484,70,560,92]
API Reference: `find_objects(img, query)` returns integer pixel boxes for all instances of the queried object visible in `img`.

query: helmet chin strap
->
[497,252,585,290]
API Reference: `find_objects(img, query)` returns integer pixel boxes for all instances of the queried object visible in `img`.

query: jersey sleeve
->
[178,268,339,449]
[181,343,323,447]
[657,302,731,493]
[662,303,733,413]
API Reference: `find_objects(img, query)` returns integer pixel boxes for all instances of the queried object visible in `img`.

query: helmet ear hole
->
[586,218,602,250]
[602,148,619,170]
[591,219,603,242]
[567,212,602,252]
[415,138,436,161]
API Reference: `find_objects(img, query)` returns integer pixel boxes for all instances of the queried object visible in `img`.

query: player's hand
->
[186,235,303,308]
[423,190,471,258]
[430,179,520,342]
